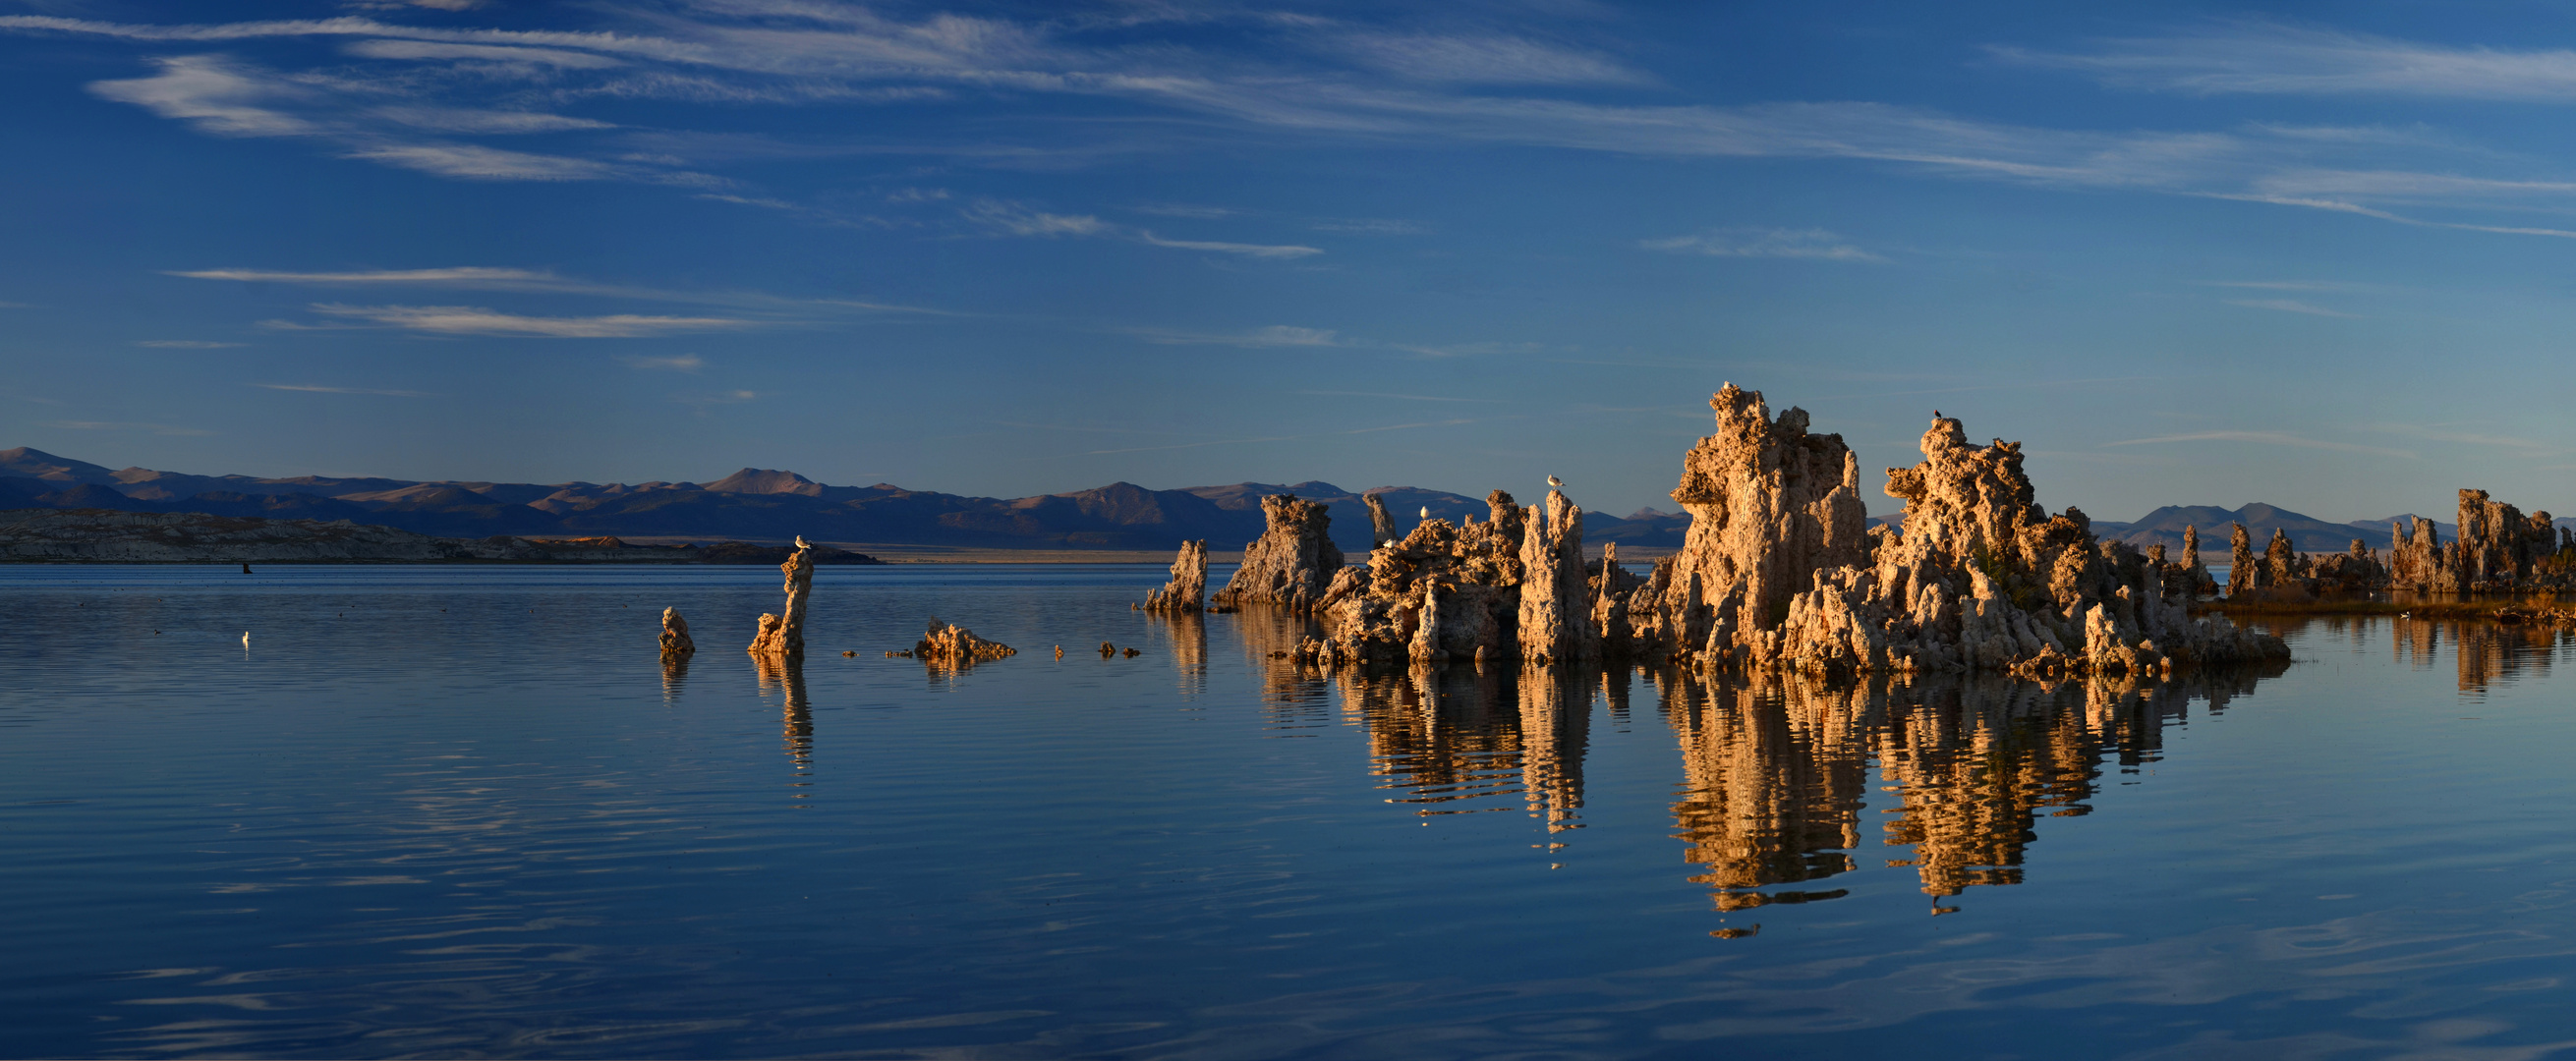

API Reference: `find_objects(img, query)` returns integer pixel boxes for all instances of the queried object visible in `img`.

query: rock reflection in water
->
[2392,617,2574,695]
[1230,608,1335,737]
[1665,666,2280,916]
[755,655,813,802]
[1245,629,2285,923]
[1150,611,1208,698]
[1315,662,1592,836]
[660,651,690,703]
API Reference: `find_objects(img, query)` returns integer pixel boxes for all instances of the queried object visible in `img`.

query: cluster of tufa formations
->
[2209,488,2576,601]
[1191,384,2288,677]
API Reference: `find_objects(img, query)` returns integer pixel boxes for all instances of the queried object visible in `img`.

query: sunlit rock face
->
[1217,494,1344,612]
[659,607,695,657]
[1516,490,1595,665]
[1309,502,1525,667]
[916,619,1015,664]
[2456,488,2568,588]
[1294,382,2286,677]
[1625,383,1870,665]
[1635,384,2285,678]
[1141,539,1206,612]
[748,543,813,659]
[1364,492,1397,547]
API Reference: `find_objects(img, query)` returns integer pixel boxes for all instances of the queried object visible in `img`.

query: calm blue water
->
[6,564,2576,1059]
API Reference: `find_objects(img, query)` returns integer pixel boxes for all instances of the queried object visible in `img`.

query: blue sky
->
[8,1,2576,522]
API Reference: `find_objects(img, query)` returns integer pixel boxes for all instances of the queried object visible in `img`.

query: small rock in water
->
[1123,647,1140,657]
[1099,642,1116,656]
[842,649,856,657]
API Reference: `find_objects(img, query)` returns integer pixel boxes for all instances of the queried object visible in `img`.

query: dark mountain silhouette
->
[39,446,2460,556]
[2117,503,2392,552]
[0,447,1696,550]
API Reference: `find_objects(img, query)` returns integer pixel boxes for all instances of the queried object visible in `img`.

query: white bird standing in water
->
[1546,475,1563,489]
[241,631,250,647]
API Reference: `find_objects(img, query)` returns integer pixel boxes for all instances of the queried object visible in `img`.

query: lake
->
[6,563,2576,1059]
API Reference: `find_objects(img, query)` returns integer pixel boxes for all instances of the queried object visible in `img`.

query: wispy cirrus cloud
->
[43,419,213,435]
[1641,227,1888,262]
[257,383,439,396]
[1992,23,2576,102]
[135,339,246,348]
[2104,429,2414,458]
[2222,297,2359,317]
[1330,32,1648,86]
[1127,324,1341,348]
[2365,423,2559,454]
[170,265,952,316]
[964,199,1321,258]
[1296,389,1502,403]
[274,303,755,337]
[621,354,705,371]
[24,8,2576,245]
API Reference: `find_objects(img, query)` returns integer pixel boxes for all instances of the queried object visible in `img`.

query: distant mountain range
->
[12,446,2556,555]
[0,447,1689,554]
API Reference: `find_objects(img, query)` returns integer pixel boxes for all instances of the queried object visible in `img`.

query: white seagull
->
[241,631,250,647]
[1418,506,1430,520]
[1546,475,1563,488]
[795,534,810,549]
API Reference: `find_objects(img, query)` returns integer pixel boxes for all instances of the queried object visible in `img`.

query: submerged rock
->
[1141,539,1207,612]
[1217,494,1345,612]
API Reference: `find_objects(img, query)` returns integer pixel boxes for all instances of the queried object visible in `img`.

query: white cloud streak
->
[42,420,213,435]
[135,340,247,348]
[2103,430,2414,458]
[257,383,440,396]
[1130,324,1341,348]
[1993,24,2576,102]
[1641,227,1888,262]
[966,199,1320,257]
[22,10,2576,242]
[292,303,755,337]
[2222,298,2359,317]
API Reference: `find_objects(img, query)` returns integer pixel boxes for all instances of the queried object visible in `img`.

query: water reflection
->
[1663,673,1865,912]
[1518,666,1589,835]
[1226,609,1334,736]
[1151,612,1207,698]
[1270,647,2287,923]
[1667,668,2279,916]
[755,655,813,801]
[660,651,690,703]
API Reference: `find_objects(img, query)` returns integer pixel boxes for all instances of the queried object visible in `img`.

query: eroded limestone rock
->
[659,607,695,657]
[1517,489,1594,664]
[1365,492,1397,547]
[1625,383,1868,665]
[1292,382,2285,678]
[917,618,1016,663]
[1142,539,1207,612]
[747,541,814,658]
[1217,494,1345,612]
[1679,394,2285,678]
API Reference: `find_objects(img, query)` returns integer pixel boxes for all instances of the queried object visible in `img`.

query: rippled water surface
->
[9,564,2576,1059]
